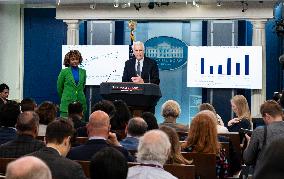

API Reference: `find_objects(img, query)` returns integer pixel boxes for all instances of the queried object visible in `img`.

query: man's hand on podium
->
[131,75,144,83]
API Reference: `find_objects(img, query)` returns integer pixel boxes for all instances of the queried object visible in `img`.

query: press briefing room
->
[0,0,284,179]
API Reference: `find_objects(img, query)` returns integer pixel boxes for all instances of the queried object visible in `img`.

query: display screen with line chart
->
[62,45,129,85]
[187,46,262,89]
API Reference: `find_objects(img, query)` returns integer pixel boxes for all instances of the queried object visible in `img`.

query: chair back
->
[182,152,216,179]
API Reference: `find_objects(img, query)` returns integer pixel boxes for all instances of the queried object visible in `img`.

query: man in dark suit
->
[67,110,133,162]
[0,111,45,158]
[30,119,86,179]
[122,41,160,85]
[120,117,147,150]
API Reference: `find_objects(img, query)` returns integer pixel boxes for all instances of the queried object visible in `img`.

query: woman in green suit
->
[57,50,87,117]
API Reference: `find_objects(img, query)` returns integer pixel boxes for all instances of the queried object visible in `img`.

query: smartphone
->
[240,128,253,136]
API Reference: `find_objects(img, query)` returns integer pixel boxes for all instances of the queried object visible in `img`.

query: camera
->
[240,128,252,136]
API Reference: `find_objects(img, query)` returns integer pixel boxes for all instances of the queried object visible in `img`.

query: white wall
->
[0,4,23,101]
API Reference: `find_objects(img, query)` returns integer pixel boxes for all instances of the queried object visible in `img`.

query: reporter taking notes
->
[122,41,160,85]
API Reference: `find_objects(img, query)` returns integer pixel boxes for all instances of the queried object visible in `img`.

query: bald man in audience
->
[127,130,177,179]
[120,117,148,150]
[67,110,133,161]
[5,156,52,179]
[0,111,45,158]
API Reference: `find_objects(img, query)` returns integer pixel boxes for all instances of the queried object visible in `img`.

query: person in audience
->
[159,125,192,165]
[68,101,86,129]
[112,100,131,130]
[120,117,148,150]
[67,110,133,162]
[199,103,228,133]
[111,100,132,139]
[0,101,20,144]
[160,100,188,133]
[0,111,45,158]
[77,100,116,137]
[181,110,229,178]
[227,95,251,132]
[57,50,87,117]
[141,112,159,130]
[36,101,57,136]
[30,119,86,179]
[253,135,284,179]
[0,83,9,110]
[5,156,52,179]
[243,100,284,174]
[20,98,37,112]
[127,130,176,179]
[90,147,128,179]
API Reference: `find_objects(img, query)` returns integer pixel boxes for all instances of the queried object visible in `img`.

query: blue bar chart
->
[187,46,262,89]
[200,56,249,76]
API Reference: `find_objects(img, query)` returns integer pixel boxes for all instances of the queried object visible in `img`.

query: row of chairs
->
[0,152,217,179]
[0,158,195,179]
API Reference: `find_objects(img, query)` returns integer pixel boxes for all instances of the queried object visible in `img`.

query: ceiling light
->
[217,1,222,7]
[121,2,130,8]
[192,0,199,8]
[113,0,119,8]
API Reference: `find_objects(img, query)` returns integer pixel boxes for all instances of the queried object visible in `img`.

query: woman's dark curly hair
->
[63,50,83,67]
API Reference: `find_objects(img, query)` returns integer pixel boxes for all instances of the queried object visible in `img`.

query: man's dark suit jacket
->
[30,147,86,179]
[67,139,134,162]
[122,57,160,85]
[0,134,45,158]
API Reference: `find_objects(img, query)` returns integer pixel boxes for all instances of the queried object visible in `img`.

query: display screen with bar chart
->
[187,46,262,89]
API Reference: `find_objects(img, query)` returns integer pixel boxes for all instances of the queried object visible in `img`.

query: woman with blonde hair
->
[159,125,192,165]
[227,95,251,132]
[182,110,229,178]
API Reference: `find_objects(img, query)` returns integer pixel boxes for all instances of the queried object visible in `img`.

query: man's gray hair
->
[137,130,171,165]
[127,117,148,137]
[132,41,145,51]
[6,156,52,179]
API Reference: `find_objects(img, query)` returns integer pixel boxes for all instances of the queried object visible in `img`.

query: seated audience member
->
[120,117,148,150]
[227,95,251,141]
[243,100,284,173]
[141,112,159,130]
[0,111,45,158]
[159,125,192,165]
[77,100,116,137]
[30,119,86,179]
[111,100,131,130]
[36,101,57,136]
[68,101,86,129]
[199,103,228,133]
[90,147,128,179]
[253,135,284,179]
[160,100,188,133]
[20,98,37,112]
[67,110,133,162]
[182,110,229,178]
[0,83,9,110]
[5,156,52,179]
[127,130,177,179]
[0,101,20,144]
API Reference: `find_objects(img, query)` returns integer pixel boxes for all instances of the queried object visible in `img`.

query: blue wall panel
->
[24,8,66,105]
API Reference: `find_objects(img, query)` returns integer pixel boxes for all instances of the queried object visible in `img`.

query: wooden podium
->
[99,82,162,116]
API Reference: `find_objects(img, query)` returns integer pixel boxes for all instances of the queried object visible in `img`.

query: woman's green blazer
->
[57,67,87,115]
